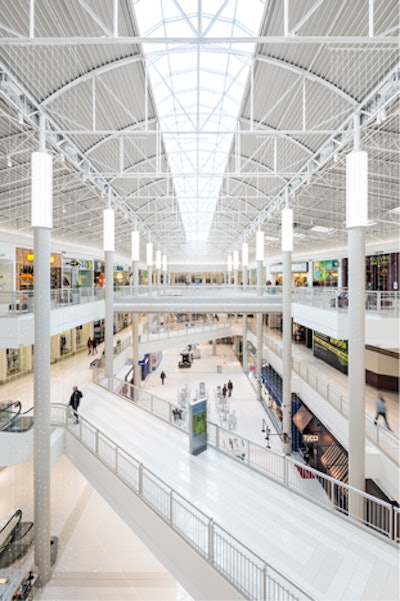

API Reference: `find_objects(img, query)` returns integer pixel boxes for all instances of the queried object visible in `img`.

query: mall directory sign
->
[189,399,207,455]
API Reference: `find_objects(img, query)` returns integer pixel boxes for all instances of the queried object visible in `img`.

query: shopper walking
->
[92,337,98,355]
[222,384,227,399]
[227,379,233,397]
[160,370,166,385]
[87,337,93,355]
[374,394,391,430]
[69,385,83,424]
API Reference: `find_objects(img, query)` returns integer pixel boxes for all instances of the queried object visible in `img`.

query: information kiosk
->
[189,398,207,455]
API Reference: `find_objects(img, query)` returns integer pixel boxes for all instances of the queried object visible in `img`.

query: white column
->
[281,208,293,455]
[146,242,153,331]
[131,231,140,386]
[242,242,249,373]
[162,254,167,286]
[233,250,239,286]
[32,146,53,585]
[256,231,264,399]
[227,254,232,285]
[104,209,114,383]
[347,140,368,515]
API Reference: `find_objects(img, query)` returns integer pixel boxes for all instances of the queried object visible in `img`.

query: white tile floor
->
[0,323,399,600]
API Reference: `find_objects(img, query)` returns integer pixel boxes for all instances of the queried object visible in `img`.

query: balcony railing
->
[0,287,105,316]
[50,403,315,601]
[91,372,399,544]
[257,328,399,465]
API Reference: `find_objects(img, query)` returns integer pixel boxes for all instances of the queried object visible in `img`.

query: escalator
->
[0,509,34,569]
[0,402,33,433]
[122,366,135,400]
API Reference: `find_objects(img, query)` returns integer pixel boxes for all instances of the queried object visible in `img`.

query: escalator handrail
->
[0,401,22,431]
[0,509,22,553]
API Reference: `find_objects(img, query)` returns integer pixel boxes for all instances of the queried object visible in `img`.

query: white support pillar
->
[131,231,140,386]
[256,231,264,399]
[233,250,239,286]
[32,139,53,585]
[281,208,293,455]
[227,254,232,286]
[346,125,368,516]
[146,242,153,331]
[242,242,249,373]
[104,209,115,384]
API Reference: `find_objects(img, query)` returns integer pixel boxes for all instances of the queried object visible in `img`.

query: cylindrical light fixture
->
[131,231,140,261]
[242,242,248,267]
[31,152,53,228]
[227,255,232,272]
[103,209,115,251]
[155,249,162,270]
[162,254,167,272]
[281,208,293,252]
[233,250,239,270]
[256,230,264,261]
[146,242,153,266]
[346,151,368,228]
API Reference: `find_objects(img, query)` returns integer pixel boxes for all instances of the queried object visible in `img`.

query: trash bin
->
[217,365,222,373]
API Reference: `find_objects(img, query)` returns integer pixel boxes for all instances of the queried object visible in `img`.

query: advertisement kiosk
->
[189,398,207,455]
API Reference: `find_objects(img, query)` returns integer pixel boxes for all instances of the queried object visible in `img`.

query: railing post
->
[208,518,214,564]
[216,425,220,450]
[138,463,143,496]
[169,490,174,525]
[283,456,288,487]
[262,565,268,601]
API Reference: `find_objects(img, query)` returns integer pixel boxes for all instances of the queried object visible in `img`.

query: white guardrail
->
[92,372,400,545]
[50,403,315,601]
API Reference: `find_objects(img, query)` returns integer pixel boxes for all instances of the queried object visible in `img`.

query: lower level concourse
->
[0,320,398,601]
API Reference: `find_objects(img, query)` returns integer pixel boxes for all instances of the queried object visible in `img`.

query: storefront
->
[17,247,62,290]
[0,345,33,383]
[269,261,309,286]
[312,259,339,287]
[365,252,399,291]
[63,257,93,288]
[0,243,15,292]
[114,264,130,288]
[94,260,105,287]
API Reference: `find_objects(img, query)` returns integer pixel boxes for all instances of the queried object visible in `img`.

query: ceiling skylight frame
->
[133,0,265,241]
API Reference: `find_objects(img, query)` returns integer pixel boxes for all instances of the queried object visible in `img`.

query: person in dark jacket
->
[227,380,233,397]
[160,370,166,385]
[69,385,83,423]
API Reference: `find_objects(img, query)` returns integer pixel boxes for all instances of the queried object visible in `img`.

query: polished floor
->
[0,322,399,600]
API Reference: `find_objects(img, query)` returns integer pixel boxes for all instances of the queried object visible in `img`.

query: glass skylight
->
[133,0,265,241]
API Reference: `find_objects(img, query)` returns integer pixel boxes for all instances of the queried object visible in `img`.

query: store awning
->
[292,407,314,432]
[321,442,348,483]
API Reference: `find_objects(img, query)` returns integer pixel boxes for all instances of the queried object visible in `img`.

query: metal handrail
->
[0,287,105,316]
[50,403,315,601]
[247,325,399,464]
[92,372,399,544]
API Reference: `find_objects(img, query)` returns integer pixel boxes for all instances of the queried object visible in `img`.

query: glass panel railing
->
[0,287,105,316]
[292,288,399,316]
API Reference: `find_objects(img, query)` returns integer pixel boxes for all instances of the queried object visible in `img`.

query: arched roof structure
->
[0,0,398,266]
